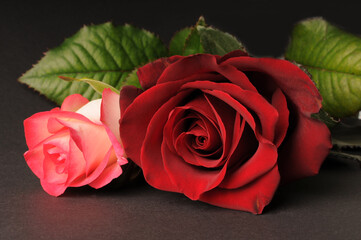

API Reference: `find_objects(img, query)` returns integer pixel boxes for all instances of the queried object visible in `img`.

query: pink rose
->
[24,89,127,196]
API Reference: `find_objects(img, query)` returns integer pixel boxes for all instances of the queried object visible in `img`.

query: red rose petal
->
[189,119,221,152]
[158,72,225,87]
[202,90,278,187]
[217,64,257,92]
[220,138,278,189]
[137,55,183,90]
[182,81,279,142]
[164,108,195,154]
[174,132,224,168]
[199,165,280,214]
[221,57,322,114]
[119,85,144,116]
[162,142,228,200]
[179,93,219,125]
[140,90,193,191]
[156,54,220,84]
[218,50,248,63]
[225,120,258,169]
[271,88,289,147]
[205,94,248,163]
[119,80,188,167]
[164,108,223,168]
[278,113,332,182]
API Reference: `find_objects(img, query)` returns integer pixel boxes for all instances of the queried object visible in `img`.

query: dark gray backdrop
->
[1,1,360,239]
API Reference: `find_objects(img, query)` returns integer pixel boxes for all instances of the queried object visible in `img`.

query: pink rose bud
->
[23,89,128,196]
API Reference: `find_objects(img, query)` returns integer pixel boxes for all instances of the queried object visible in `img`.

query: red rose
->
[119,51,331,214]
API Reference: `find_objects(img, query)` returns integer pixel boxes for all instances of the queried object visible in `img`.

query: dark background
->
[1,1,361,239]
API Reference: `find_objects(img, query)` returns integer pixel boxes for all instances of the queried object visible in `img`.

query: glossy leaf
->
[19,23,167,105]
[123,68,142,89]
[285,18,361,117]
[169,17,244,56]
[169,28,192,56]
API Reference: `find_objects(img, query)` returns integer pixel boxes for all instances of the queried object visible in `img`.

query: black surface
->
[1,1,361,239]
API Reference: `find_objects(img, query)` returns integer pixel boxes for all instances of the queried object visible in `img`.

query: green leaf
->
[169,28,192,56]
[59,76,119,95]
[183,26,204,55]
[19,22,167,105]
[123,68,142,89]
[196,26,244,55]
[285,18,361,118]
[169,17,245,56]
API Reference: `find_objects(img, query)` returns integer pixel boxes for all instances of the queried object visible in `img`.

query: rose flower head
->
[24,89,127,196]
[119,50,332,214]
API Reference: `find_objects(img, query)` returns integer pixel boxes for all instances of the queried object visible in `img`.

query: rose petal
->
[199,165,280,214]
[173,110,234,169]
[202,88,257,130]
[61,94,89,112]
[217,64,257,92]
[165,103,223,163]
[137,55,184,90]
[101,88,126,163]
[42,133,70,184]
[180,93,219,125]
[183,81,279,142]
[218,50,248,63]
[162,142,227,200]
[139,90,193,191]
[75,99,102,125]
[202,94,240,165]
[24,148,44,179]
[56,118,112,179]
[174,133,223,168]
[159,94,237,199]
[188,120,220,152]
[120,80,191,167]
[47,117,66,133]
[156,54,220,84]
[222,57,323,114]
[65,138,86,186]
[158,72,225,86]
[271,88,289,147]
[119,85,144,116]
[23,129,70,180]
[24,111,91,149]
[278,113,332,182]
[220,138,278,189]
[40,180,67,197]
[89,148,123,189]
[223,114,255,169]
